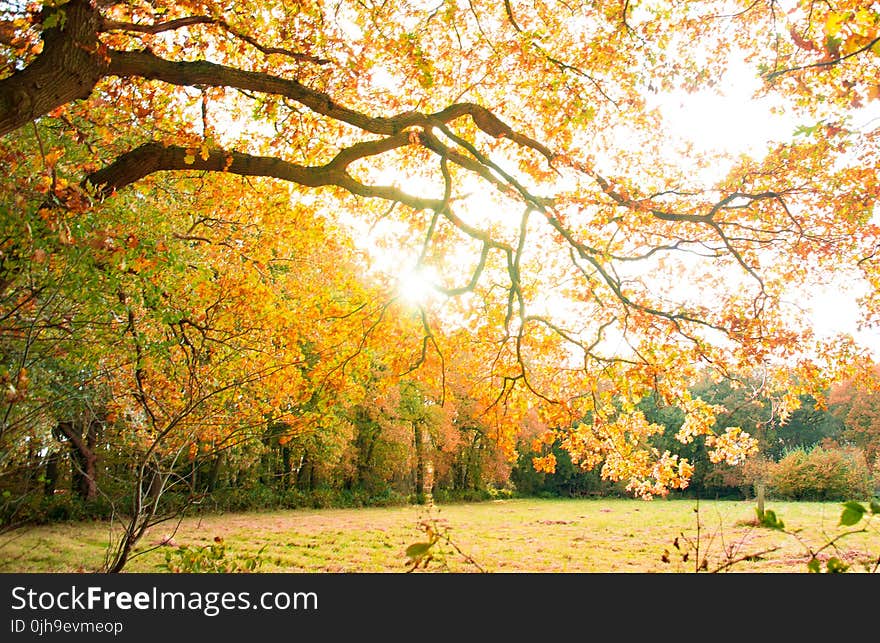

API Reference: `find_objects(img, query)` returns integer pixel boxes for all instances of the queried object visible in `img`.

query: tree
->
[2,0,879,500]
[829,366,880,473]
[0,110,398,560]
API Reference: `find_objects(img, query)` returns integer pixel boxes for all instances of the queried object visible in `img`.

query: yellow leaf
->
[854,8,875,27]
[532,453,557,473]
[184,153,196,165]
[44,149,63,165]
[824,11,847,38]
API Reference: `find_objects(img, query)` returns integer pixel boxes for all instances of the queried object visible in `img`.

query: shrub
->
[700,462,748,498]
[432,488,492,504]
[163,537,267,573]
[768,446,873,501]
[308,487,339,509]
[366,487,408,507]
[1,492,119,527]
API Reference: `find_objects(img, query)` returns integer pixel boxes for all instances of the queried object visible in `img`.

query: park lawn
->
[1,498,877,573]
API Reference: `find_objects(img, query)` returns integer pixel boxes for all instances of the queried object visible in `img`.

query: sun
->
[397,266,438,304]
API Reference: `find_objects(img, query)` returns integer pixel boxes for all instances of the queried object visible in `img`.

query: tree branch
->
[85,139,444,212]
[100,15,331,64]
[101,16,217,35]
[106,48,554,162]
[764,35,880,81]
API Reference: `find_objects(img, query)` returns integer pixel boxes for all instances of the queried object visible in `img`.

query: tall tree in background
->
[829,366,880,472]
[2,0,879,499]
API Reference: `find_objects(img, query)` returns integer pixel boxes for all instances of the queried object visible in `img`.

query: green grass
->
[1,498,878,573]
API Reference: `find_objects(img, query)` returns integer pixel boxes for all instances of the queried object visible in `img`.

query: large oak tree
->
[2,0,879,499]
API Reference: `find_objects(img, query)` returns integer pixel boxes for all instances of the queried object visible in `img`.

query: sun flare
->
[397,266,439,304]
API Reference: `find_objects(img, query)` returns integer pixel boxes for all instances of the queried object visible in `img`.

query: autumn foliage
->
[1,0,880,546]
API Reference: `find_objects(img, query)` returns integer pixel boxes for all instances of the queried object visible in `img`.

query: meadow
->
[1,498,877,574]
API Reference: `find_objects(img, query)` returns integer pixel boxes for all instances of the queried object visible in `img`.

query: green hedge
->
[768,446,874,501]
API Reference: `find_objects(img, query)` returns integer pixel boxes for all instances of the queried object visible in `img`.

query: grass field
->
[1,498,878,573]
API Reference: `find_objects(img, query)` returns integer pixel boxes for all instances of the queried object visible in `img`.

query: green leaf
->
[824,34,843,57]
[43,9,67,31]
[793,123,821,138]
[840,502,866,526]
[869,499,880,515]
[758,508,785,530]
[405,542,433,560]
[807,558,821,573]
[826,557,849,573]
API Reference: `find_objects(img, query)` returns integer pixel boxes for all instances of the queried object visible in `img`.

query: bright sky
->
[649,62,880,357]
[651,66,788,160]
[355,55,880,359]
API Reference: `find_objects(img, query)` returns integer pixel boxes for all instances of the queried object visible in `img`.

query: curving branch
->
[100,15,217,35]
[100,15,331,64]
[764,34,880,81]
[2,0,801,391]
[0,0,557,166]
[84,139,445,213]
[434,243,490,296]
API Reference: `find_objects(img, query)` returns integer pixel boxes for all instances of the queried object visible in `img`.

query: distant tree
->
[829,371,880,473]
[775,396,845,458]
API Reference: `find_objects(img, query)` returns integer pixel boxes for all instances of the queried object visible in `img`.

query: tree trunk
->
[756,482,766,517]
[144,460,163,504]
[413,421,426,504]
[206,451,224,492]
[0,0,106,137]
[43,451,60,497]
[57,420,98,501]
[259,447,271,486]
[296,453,314,491]
[357,430,380,489]
[280,445,291,491]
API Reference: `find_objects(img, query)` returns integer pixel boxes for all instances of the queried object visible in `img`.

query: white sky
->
[357,56,880,359]
[649,63,880,357]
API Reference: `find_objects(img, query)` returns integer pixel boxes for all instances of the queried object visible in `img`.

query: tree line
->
[3,361,878,528]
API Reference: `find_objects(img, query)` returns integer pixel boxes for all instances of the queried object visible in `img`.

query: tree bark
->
[756,482,766,517]
[280,445,291,491]
[0,0,106,137]
[413,421,426,504]
[206,451,224,492]
[144,460,163,504]
[56,419,98,502]
[43,451,60,497]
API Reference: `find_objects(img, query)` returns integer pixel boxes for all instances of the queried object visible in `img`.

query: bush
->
[768,446,873,501]
[432,488,492,504]
[200,486,279,513]
[1,492,120,527]
[163,537,267,573]
[510,442,624,498]
[365,487,408,507]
